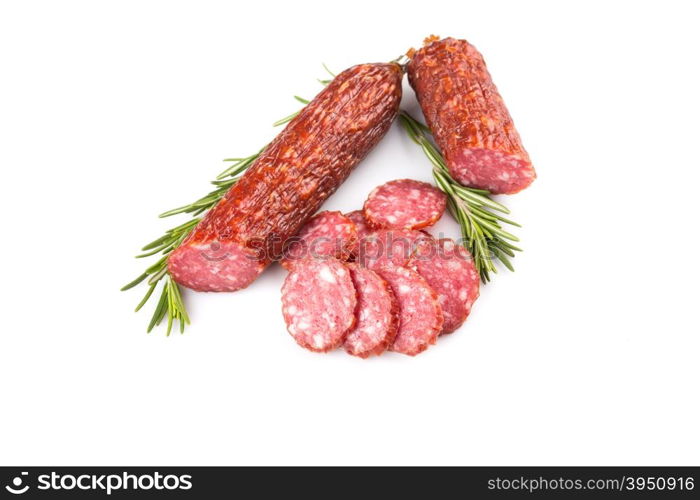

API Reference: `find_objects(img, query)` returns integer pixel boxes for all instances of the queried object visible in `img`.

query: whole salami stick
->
[169,63,403,292]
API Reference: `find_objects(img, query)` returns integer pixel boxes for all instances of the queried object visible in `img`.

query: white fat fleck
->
[312,334,325,348]
[499,172,512,181]
[297,320,310,330]
[459,289,468,301]
[398,284,411,295]
[319,266,337,284]
[386,215,397,224]
[321,312,336,329]
[287,305,297,315]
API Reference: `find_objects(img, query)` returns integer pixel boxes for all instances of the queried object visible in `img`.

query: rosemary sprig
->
[121,216,200,335]
[123,96,314,334]
[398,111,522,282]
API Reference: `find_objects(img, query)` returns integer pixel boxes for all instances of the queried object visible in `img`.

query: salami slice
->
[343,264,399,358]
[344,210,372,257]
[408,238,480,334]
[281,258,357,352]
[363,179,446,230]
[356,229,432,270]
[280,211,357,269]
[407,37,536,194]
[373,265,443,356]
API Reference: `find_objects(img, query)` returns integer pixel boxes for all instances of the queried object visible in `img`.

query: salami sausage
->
[356,229,432,270]
[281,258,357,352]
[168,63,403,291]
[407,37,536,194]
[408,238,480,334]
[363,179,446,230]
[280,211,357,269]
[373,265,443,356]
[343,264,399,358]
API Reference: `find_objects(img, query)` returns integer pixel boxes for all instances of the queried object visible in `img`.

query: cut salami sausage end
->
[373,265,443,356]
[408,238,480,334]
[364,179,446,230]
[450,148,535,195]
[343,264,399,358]
[167,241,266,292]
[281,258,357,353]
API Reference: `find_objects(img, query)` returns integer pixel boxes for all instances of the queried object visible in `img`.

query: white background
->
[1,0,698,466]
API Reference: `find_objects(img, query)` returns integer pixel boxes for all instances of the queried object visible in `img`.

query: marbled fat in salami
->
[169,63,403,291]
[408,238,480,334]
[281,258,357,352]
[407,37,536,194]
[363,179,446,230]
[280,211,357,269]
[343,264,399,358]
[373,265,443,356]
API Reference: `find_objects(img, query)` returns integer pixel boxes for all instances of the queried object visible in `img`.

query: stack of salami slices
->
[280,179,480,357]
